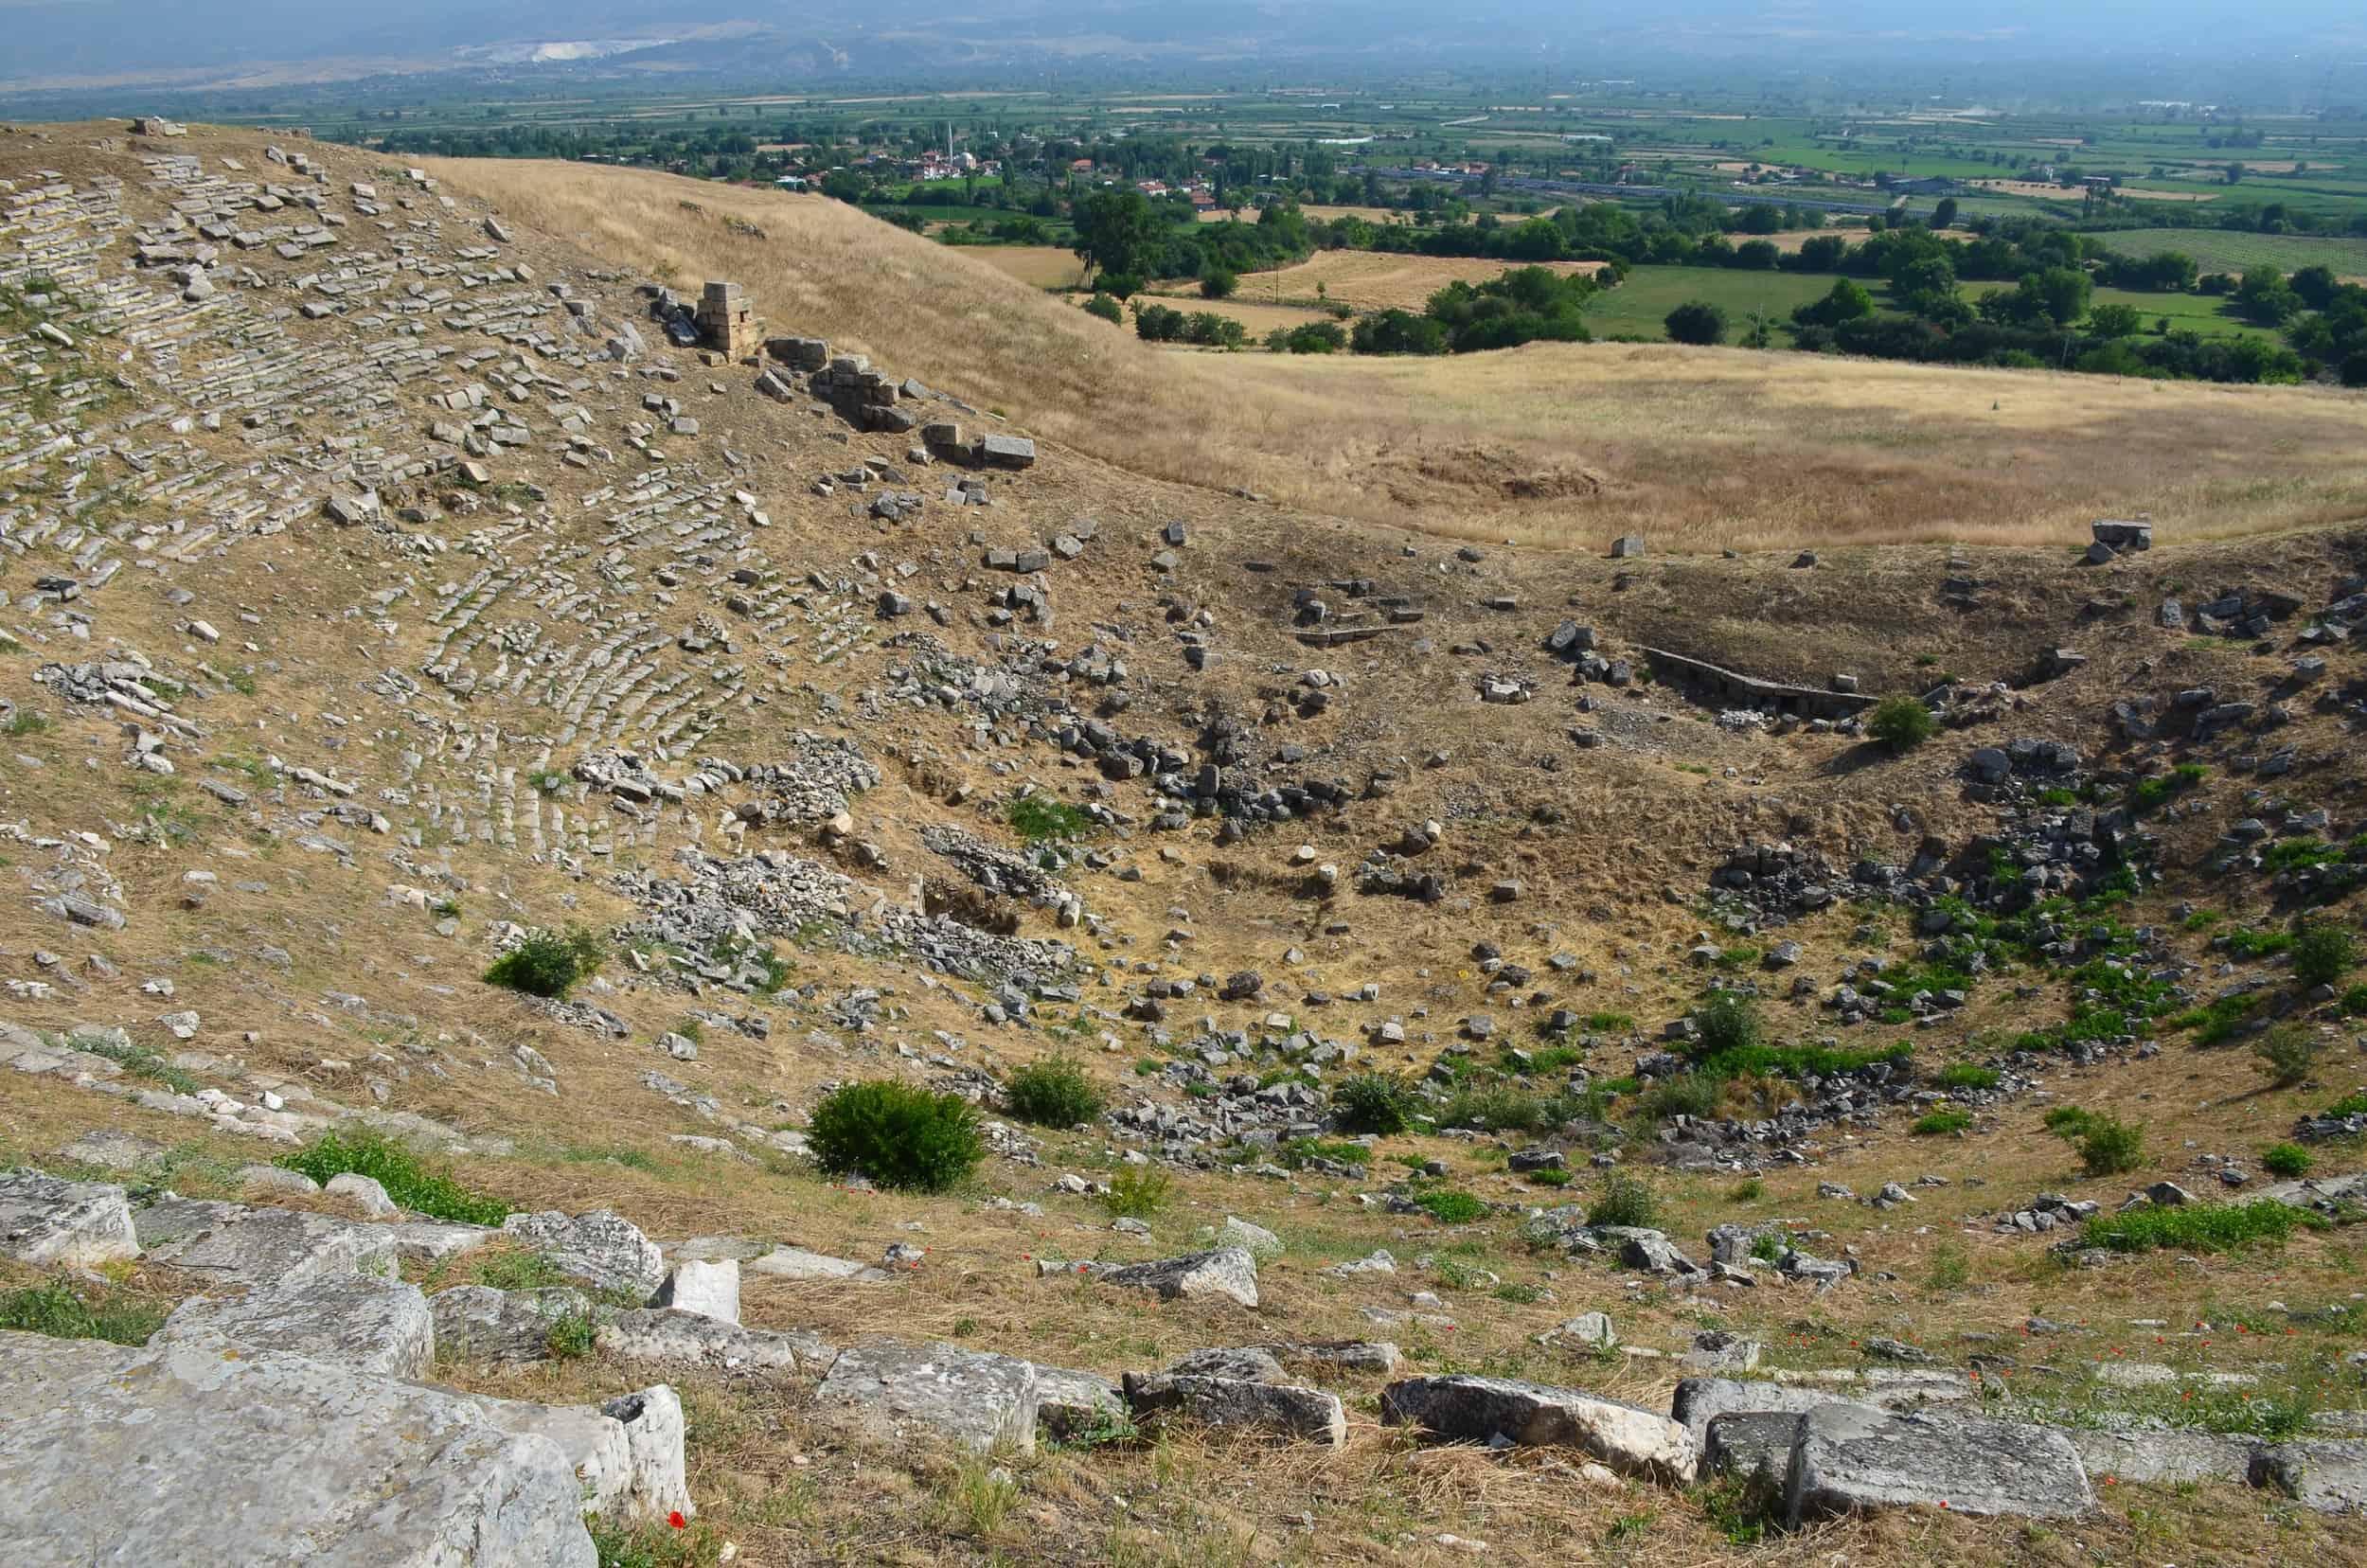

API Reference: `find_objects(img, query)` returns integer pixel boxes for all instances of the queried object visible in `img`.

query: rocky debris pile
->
[3,1181,696,1563]
[736,736,882,825]
[612,846,1074,987]
[921,826,1057,902]
[1993,1193,2101,1234]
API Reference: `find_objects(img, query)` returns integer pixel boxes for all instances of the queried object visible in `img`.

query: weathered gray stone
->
[818,1340,1039,1453]
[1095,1247,1259,1308]
[158,1274,434,1379]
[596,1309,823,1374]
[2068,1428,2255,1486]
[1703,1411,1806,1484]
[2251,1439,2367,1514]
[1034,1364,1126,1441]
[0,1329,595,1565]
[500,1210,664,1297]
[0,1171,138,1267]
[475,1383,692,1526]
[52,1131,166,1172]
[134,1198,398,1287]
[1165,1346,1286,1382]
[650,1257,739,1324]
[1784,1406,2092,1522]
[1382,1374,1698,1483]
[325,1171,400,1218]
[745,1243,888,1282]
[431,1286,593,1364]
[1671,1377,1860,1442]
[1124,1372,1346,1447]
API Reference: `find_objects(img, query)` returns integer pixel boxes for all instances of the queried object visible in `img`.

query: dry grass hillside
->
[436,156,2367,554]
[0,122,2363,1568]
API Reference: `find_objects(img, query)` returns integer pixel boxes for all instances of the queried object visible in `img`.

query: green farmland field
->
[1583,267,1875,339]
[2088,228,2367,280]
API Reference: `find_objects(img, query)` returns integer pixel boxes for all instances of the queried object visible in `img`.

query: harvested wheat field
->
[1218,251,1611,312]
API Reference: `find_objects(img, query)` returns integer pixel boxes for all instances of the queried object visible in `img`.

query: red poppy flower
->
[668,1510,686,1529]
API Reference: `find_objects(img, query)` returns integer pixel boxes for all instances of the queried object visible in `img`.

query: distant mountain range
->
[2,1,2361,99]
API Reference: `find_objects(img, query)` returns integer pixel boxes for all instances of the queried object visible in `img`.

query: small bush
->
[2075,1114,2145,1176]
[1638,1073,1720,1123]
[1332,1072,1415,1134]
[544,1310,597,1360]
[1082,292,1124,325]
[1006,794,1092,842]
[1413,1188,1486,1224]
[2080,1200,2310,1255]
[1587,1171,1660,1229]
[807,1079,985,1193]
[1526,1166,1571,1187]
[1868,695,1937,752]
[1442,1084,1570,1132]
[2322,1092,2367,1118]
[2042,1105,2094,1136]
[483,924,606,1000]
[1925,1241,1971,1292]
[1004,1057,1105,1127]
[1913,1109,1972,1136]
[1695,992,1762,1056]
[1728,1177,1766,1203]
[2253,1025,2321,1089]
[1664,300,1728,345]
[1279,1135,1369,1169]
[1102,1166,1171,1220]
[1936,1062,2002,1091]
[2260,1142,2313,1178]
[2292,921,2357,987]
[2341,985,2367,1018]
[278,1130,510,1225]
[472,1246,569,1291]
[1200,268,1237,299]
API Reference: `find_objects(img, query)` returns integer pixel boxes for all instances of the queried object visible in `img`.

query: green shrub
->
[1913,1109,1972,1136]
[543,1310,597,1361]
[807,1079,985,1193]
[1638,1073,1719,1123]
[1006,794,1092,842]
[1082,293,1124,325]
[1867,695,1937,752]
[2042,1104,2093,1136]
[2260,1142,2314,1178]
[1587,1171,1660,1229]
[2292,921,2357,987]
[483,924,606,999]
[472,1247,569,1291]
[1442,1085,1572,1132]
[2075,1114,2145,1176]
[1279,1135,1369,1169]
[2323,1092,2367,1118]
[1526,1166,1571,1187]
[277,1130,510,1225]
[1332,1072,1415,1135]
[0,1280,167,1345]
[1925,1241,1971,1292]
[2080,1200,2310,1255]
[1102,1166,1171,1220]
[1694,992,1762,1057]
[1936,1062,2001,1091]
[2341,985,2367,1018]
[1412,1188,1486,1224]
[1728,1177,1765,1203]
[2253,1025,2321,1089]
[1004,1056,1105,1127]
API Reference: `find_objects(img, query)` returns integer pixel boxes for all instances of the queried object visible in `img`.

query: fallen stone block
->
[1703,1411,1806,1484]
[501,1210,665,1298]
[2251,1438,2367,1514]
[1784,1406,2092,1522]
[651,1257,739,1325]
[476,1383,693,1527]
[815,1340,1039,1454]
[1381,1374,1698,1483]
[2068,1428,2256,1486]
[1095,1247,1258,1309]
[745,1243,888,1282]
[133,1198,398,1287]
[597,1309,823,1374]
[158,1274,435,1379]
[1034,1363,1126,1442]
[0,1171,139,1267]
[1124,1371,1346,1447]
[432,1285,594,1364]
[0,1328,595,1565]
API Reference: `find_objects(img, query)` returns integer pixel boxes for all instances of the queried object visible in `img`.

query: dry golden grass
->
[961,244,1089,290]
[1215,252,1611,312]
[428,156,2367,557]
